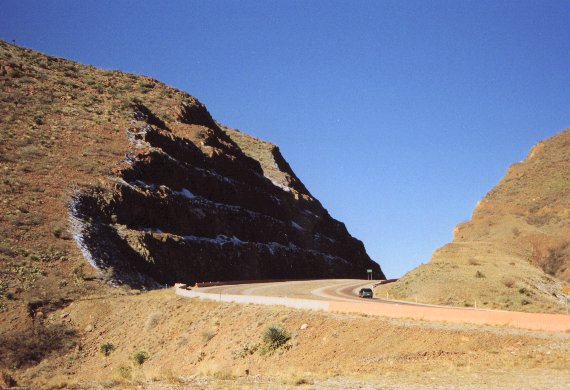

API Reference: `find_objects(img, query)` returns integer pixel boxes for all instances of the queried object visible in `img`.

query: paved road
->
[188,280,570,332]
[199,279,443,307]
[200,279,368,301]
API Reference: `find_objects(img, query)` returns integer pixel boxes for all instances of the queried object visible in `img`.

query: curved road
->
[186,279,570,332]
[199,279,443,308]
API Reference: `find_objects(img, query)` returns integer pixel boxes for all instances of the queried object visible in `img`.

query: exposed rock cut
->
[70,102,383,287]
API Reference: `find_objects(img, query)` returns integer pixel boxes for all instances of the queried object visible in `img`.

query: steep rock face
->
[70,101,383,287]
[386,128,570,313]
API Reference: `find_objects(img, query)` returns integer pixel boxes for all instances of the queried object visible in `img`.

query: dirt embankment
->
[2,289,570,389]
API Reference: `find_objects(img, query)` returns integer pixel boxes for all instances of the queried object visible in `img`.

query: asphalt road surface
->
[190,280,570,332]
[199,279,438,307]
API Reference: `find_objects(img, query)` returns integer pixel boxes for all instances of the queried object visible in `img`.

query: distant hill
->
[385,127,570,313]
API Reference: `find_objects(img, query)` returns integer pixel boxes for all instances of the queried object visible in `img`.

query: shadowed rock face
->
[70,101,384,287]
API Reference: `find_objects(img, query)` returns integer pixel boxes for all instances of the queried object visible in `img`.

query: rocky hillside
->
[0,40,383,320]
[384,128,570,313]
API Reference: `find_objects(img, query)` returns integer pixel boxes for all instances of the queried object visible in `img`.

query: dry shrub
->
[502,277,516,288]
[116,365,132,380]
[526,213,556,227]
[132,350,150,365]
[145,311,163,332]
[198,362,234,380]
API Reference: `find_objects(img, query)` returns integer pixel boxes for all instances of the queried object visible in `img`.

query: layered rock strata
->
[70,102,384,287]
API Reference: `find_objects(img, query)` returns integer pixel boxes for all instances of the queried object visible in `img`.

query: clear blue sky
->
[2,1,569,277]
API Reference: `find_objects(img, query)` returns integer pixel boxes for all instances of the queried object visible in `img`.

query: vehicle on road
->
[358,288,373,298]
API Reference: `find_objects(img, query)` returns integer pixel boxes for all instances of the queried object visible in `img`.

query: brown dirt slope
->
[5,289,570,389]
[383,128,570,313]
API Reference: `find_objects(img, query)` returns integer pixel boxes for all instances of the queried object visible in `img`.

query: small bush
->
[526,213,555,227]
[99,267,115,284]
[132,350,149,365]
[502,277,515,288]
[52,226,63,238]
[519,287,532,296]
[33,114,44,125]
[232,343,259,359]
[511,227,521,237]
[475,271,486,278]
[116,365,132,379]
[145,312,162,332]
[261,325,290,353]
[100,342,115,356]
[72,264,86,282]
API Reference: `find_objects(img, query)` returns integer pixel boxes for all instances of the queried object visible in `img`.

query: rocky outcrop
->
[70,101,383,287]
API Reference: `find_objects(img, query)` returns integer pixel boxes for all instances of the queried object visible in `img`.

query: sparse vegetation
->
[232,342,259,359]
[100,342,115,356]
[72,264,86,284]
[526,213,556,227]
[131,350,150,365]
[116,365,132,379]
[52,225,64,238]
[501,277,516,288]
[145,312,163,331]
[261,325,291,354]
[519,287,532,297]
[475,271,486,278]
[99,266,115,283]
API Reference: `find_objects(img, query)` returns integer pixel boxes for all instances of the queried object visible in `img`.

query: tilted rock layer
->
[386,128,570,313]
